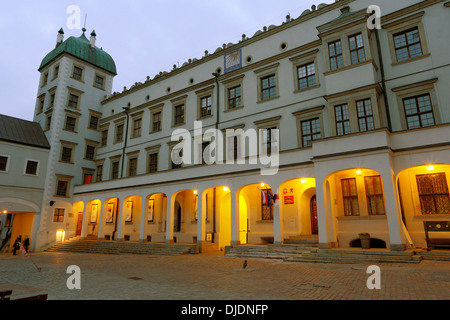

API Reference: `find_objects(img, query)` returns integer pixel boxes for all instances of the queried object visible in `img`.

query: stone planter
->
[359,233,370,249]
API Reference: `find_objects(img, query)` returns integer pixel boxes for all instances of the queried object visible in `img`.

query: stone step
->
[45,240,197,255]
[413,250,450,261]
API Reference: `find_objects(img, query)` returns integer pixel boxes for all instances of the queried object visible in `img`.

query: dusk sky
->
[0,1,333,121]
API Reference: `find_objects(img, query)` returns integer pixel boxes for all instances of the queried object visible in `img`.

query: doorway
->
[76,213,83,236]
[310,195,318,234]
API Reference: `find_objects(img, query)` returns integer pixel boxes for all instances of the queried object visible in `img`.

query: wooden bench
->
[423,221,450,250]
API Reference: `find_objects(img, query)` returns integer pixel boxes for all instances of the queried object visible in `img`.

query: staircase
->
[45,238,198,255]
[285,248,423,264]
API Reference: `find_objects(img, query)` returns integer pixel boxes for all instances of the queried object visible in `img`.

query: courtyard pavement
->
[0,251,449,315]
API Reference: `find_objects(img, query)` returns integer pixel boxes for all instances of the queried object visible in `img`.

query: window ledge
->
[336,215,387,221]
[257,96,280,104]
[413,214,450,220]
[294,84,321,94]
[224,105,244,113]
[256,220,274,223]
[391,53,431,66]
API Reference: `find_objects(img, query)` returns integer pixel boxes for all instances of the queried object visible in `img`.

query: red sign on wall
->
[284,195,294,205]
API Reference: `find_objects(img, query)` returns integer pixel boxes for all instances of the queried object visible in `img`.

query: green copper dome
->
[39,31,117,75]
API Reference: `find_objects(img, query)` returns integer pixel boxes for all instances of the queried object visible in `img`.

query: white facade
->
[28,0,450,252]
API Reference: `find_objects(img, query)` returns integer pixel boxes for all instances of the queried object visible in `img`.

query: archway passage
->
[397,163,450,249]
[237,182,274,245]
[323,168,389,248]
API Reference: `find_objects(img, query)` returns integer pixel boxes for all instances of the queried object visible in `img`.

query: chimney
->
[90,30,96,48]
[56,28,64,46]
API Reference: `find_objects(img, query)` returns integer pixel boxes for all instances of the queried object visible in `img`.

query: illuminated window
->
[416,173,450,215]
[342,178,359,216]
[53,208,65,222]
[365,175,385,215]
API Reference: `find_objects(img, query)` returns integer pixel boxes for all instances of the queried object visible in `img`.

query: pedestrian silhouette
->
[23,236,30,253]
[12,235,21,255]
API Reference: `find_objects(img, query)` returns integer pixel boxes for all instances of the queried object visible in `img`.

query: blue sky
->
[0,1,333,121]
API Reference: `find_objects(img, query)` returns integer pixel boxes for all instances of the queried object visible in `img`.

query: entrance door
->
[310,195,318,234]
[76,213,83,236]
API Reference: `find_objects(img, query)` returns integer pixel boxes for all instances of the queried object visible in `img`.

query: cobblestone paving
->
[0,251,449,300]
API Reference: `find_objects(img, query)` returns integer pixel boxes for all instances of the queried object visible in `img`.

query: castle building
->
[3,0,449,253]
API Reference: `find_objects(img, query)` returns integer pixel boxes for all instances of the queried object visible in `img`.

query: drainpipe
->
[212,72,221,130]
[375,28,392,132]
[120,106,130,178]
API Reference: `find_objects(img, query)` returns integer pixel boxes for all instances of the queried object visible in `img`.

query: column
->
[272,199,284,245]
[165,193,175,243]
[196,189,206,251]
[230,188,239,246]
[116,197,123,242]
[97,197,106,240]
[379,162,405,251]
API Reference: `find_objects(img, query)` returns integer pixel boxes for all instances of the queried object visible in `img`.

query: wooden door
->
[76,214,83,236]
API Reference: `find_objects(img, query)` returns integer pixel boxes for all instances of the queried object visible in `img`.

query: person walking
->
[12,235,21,255]
[23,236,30,253]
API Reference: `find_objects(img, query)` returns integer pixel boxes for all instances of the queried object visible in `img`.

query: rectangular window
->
[171,148,183,169]
[38,96,45,114]
[301,118,321,147]
[46,115,52,130]
[348,33,366,64]
[174,104,184,125]
[394,28,423,62]
[133,118,142,137]
[365,176,385,215]
[357,99,375,132]
[50,93,55,108]
[94,75,104,89]
[85,145,95,160]
[89,116,99,130]
[128,158,137,177]
[261,127,278,156]
[0,156,8,172]
[416,173,450,215]
[65,116,76,132]
[54,65,59,79]
[96,165,103,182]
[152,112,161,132]
[148,153,158,173]
[403,94,435,130]
[200,96,212,117]
[68,94,79,109]
[111,161,120,179]
[329,40,344,70]
[83,173,92,184]
[61,147,72,163]
[228,85,242,109]
[101,130,108,146]
[297,62,316,90]
[25,160,39,175]
[115,124,124,143]
[342,178,359,216]
[56,181,68,197]
[72,66,83,80]
[261,74,277,100]
[335,104,351,136]
[53,208,65,222]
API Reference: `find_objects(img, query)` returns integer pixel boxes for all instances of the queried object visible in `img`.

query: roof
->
[0,114,51,149]
[38,31,117,75]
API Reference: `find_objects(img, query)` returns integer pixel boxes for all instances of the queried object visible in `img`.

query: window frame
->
[334,104,351,136]
[356,98,375,132]
[23,159,40,176]
[223,74,245,111]
[402,94,435,130]
[341,177,359,216]
[254,63,280,103]
[348,33,366,65]
[53,208,65,222]
[416,172,450,215]
[384,11,430,66]
[71,64,84,82]
[0,155,10,173]
[364,175,386,215]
